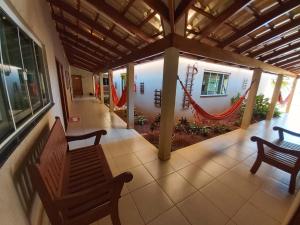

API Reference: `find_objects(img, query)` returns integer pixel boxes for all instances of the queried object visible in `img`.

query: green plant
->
[232,94,282,122]
[231,92,241,105]
[135,115,147,125]
[188,123,211,136]
[212,124,232,134]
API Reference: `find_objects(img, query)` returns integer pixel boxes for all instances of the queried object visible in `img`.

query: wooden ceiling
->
[47,0,300,75]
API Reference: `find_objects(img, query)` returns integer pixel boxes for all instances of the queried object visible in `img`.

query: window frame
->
[0,5,53,166]
[200,70,230,97]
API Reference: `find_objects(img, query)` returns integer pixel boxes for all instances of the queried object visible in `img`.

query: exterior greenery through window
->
[201,71,229,96]
[0,8,51,145]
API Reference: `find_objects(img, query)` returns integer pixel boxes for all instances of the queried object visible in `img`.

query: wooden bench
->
[29,117,133,225]
[251,126,300,194]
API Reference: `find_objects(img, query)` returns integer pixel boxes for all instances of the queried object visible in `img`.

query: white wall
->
[0,0,70,224]
[113,57,274,121]
[70,66,95,96]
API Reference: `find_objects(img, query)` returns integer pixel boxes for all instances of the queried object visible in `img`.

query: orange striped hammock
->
[177,76,254,120]
[278,91,290,105]
[110,77,127,107]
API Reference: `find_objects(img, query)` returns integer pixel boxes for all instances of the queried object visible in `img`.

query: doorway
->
[55,59,69,129]
[72,75,83,97]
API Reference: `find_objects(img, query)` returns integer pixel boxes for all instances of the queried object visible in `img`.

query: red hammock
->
[278,91,290,105]
[177,76,254,120]
[110,77,127,107]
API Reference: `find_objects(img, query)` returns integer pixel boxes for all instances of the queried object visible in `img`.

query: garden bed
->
[114,94,281,151]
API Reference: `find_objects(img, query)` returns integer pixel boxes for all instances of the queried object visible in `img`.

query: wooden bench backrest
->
[38,117,67,198]
[29,117,68,225]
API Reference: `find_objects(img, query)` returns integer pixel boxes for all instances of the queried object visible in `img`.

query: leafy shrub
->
[232,94,281,124]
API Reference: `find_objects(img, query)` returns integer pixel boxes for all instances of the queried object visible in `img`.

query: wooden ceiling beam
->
[143,0,170,22]
[168,0,175,33]
[283,62,300,69]
[276,57,300,67]
[260,41,300,61]
[70,61,94,71]
[191,5,214,19]
[70,59,96,71]
[199,0,252,40]
[99,35,171,71]
[237,16,300,54]
[49,0,136,51]
[249,31,300,58]
[62,42,105,65]
[269,51,300,64]
[57,27,114,60]
[219,0,300,48]
[171,34,296,76]
[52,14,124,57]
[66,52,99,68]
[174,0,195,24]
[85,0,154,43]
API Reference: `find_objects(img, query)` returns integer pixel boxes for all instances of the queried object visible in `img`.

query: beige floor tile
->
[131,182,173,223]
[177,164,214,189]
[230,163,264,186]
[217,171,260,199]
[233,203,280,225]
[119,195,145,225]
[194,159,228,177]
[223,144,255,161]
[178,192,229,225]
[226,220,237,225]
[135,148,158,164]
[144,159,175,179]
[113,153,141,171]
[169,152,191,170]
[250,189,291,222]
[157,172,197,203]
[147,207,190,225]
[126,165,154,191]
[200,180,247,217]
[98,195,145,225]
[211,154,239,169]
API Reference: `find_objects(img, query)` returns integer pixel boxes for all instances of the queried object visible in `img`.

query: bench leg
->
[289,173,297,194]
[111,207,121,225]
[250,158,262,174]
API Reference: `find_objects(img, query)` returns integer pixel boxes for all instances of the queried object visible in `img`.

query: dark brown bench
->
[251,126,300,194]
[29,117,133,225]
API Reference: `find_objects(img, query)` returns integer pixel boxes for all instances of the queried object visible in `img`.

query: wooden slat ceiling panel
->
[46,0,300,75]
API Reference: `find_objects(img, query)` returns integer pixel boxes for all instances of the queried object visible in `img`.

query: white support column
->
[126,63,134,129]
[266,74,283,120]
[108,69,114,112]
[241,68,262,129]
[286,77,298,113]
[158,47,179,160]
[99,73,104,104]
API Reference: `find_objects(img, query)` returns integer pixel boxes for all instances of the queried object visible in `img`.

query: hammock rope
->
[110,76,127,107]
[278,91,290,105]
[177,75,255,121]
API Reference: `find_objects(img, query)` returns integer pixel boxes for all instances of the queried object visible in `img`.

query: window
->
[0,8,52,164]
[201,71,229,96]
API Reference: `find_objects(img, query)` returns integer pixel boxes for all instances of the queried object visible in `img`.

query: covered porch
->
[65,98,299,225]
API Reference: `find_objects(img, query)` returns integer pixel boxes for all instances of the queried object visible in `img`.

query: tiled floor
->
[67,98,300,225]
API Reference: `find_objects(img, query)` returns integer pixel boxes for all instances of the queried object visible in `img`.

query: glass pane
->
[221,75,229,95]
[207,73,219,95]
[0,73,15,142]
[34,43,49,105]
[0,14,32,127]
[19,31,42,112]
[201,72,210,95]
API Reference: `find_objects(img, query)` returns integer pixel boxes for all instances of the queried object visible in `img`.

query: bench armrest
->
[66,130,107,145]
[54,172,133,210]
[273,126,300,141]
[251,136,300,157]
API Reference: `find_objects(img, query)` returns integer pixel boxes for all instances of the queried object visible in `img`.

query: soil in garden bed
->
[114,109,241,151]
